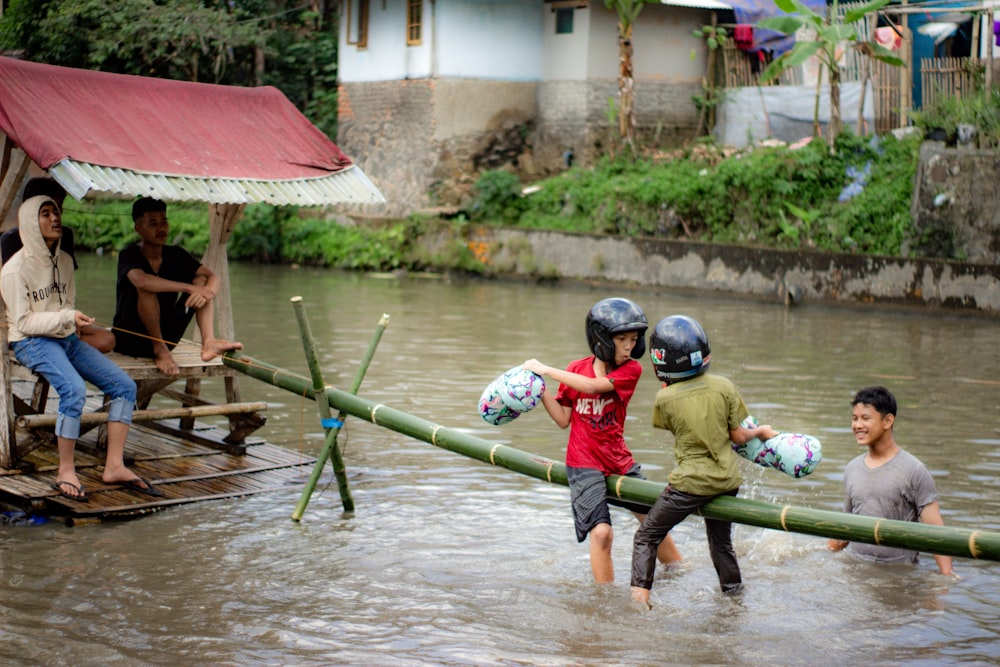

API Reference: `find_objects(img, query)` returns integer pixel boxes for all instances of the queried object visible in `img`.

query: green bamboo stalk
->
[223,352,1000,562]
[290,296,354,516]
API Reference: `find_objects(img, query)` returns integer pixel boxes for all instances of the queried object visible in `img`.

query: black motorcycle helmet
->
[649,315,711,383]
[585,298,648,363]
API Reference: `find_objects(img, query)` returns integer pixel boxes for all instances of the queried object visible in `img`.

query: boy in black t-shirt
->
[112,197,241,376]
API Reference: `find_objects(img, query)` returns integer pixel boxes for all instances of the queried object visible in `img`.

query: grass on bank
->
[67,131,922,273]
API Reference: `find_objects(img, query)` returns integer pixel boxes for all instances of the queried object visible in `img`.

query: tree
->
[0,1,339,138]
[758,0,902,148]
[1,0,267,83]
[604,0,652,156]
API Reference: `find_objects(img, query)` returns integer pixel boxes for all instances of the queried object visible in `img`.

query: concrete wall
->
[534,78,702,168]
[337,80,437,216]
[458,225,1000,316]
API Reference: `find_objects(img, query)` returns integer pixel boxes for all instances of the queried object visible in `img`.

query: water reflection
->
[0,256,996,666]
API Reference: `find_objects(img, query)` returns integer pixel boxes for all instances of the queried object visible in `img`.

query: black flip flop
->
[120,476,164,498]
[50,480,89,502]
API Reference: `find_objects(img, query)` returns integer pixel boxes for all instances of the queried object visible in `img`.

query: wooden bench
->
[10,340,265,459]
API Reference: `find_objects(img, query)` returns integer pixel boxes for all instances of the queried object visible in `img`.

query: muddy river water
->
[1,256,998,666]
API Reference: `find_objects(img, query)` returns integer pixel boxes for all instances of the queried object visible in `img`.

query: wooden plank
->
[0,421,315,517]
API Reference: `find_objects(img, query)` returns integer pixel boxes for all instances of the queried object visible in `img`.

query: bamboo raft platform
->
[0,346,314,525]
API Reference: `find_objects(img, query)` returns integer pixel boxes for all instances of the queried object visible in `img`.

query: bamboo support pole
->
[16,401,267,429]
[290,296,355,516]
[222,352,1000,562]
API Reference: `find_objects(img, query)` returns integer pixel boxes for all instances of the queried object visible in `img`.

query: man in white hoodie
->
[0,196,161,502]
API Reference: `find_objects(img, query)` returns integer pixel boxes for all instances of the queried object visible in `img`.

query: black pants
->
[631,486,742,592]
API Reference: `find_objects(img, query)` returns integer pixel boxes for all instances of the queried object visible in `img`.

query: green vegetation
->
[910,87,1000,148]
[468,131,921,256]
[67,200,483,274]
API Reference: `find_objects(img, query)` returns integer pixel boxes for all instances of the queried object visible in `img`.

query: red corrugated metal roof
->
[0,56,352,181]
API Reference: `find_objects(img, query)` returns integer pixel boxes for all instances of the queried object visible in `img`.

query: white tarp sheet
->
[713,80,876,148]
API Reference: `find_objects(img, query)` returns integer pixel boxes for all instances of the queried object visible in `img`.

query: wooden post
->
[901,2,911,126]
[0,137,31,229]
[203,202,246,412]
[0,134,31,469]
[986,9,994,97]
[17,401,268,428]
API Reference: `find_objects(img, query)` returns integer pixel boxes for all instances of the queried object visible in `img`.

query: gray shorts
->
[567,464,652,543]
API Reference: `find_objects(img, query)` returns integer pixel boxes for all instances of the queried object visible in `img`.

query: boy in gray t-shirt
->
[828,386,955,576]
[840,448,936,563]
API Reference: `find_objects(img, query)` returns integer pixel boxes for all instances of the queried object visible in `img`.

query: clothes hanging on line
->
[875,26,901,51]
[734,25,753,51]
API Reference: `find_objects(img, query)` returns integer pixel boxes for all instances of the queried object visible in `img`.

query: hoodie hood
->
[18,195,61,260]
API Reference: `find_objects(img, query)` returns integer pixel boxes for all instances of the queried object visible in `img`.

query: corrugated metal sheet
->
[0,57,386,207]
[50,160,386,206]
[661,0,732,9]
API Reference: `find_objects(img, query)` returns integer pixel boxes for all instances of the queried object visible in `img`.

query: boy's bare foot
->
[631,586,651,609]
[201,338,243,362]
[154,349,179,376]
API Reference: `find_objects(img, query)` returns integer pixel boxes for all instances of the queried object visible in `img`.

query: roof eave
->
[49,159,386,207]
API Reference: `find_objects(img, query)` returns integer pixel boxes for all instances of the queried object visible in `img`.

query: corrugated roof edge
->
[660,0,733,9]
[49,160,386,207]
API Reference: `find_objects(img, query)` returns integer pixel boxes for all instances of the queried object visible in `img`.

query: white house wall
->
[585,4,709,82]
[339,0,541,82]
[541,6,591,81]
[436,0,543,79]
[339,0,431,82]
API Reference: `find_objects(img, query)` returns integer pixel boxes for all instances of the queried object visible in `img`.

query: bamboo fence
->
[921,57,986,108]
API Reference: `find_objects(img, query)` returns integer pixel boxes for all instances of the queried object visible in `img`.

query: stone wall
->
[337,79,537,215]
[337,80,437,217]
[906,142,1000,264]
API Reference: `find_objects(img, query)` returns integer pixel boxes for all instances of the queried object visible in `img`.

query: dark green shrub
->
[468,170,526,223]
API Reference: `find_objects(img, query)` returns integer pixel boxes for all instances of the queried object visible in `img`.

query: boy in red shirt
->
[524,298,682,583]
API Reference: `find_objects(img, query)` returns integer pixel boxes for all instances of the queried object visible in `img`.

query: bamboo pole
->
[222,352,1000,562]
[290,296,354,515]
[16,401,268,429]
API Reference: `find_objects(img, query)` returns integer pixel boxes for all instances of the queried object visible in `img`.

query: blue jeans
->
[12,335,136,440]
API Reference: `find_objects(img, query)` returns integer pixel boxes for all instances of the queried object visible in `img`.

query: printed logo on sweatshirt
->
[27,280,67,304]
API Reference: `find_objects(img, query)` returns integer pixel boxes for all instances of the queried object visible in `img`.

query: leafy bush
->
[66,131,924,269]
[513,132,920,255]
[280,216,415,270]
[229,204,293,262]
[467,170,526,223]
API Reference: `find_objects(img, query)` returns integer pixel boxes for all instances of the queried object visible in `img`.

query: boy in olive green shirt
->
[630,316,777,608]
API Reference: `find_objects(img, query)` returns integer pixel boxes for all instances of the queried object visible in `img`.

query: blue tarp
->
[728,0,828,57]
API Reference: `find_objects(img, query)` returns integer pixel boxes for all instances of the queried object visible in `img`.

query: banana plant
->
[757,0,903,148]
[605,0,652,156]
